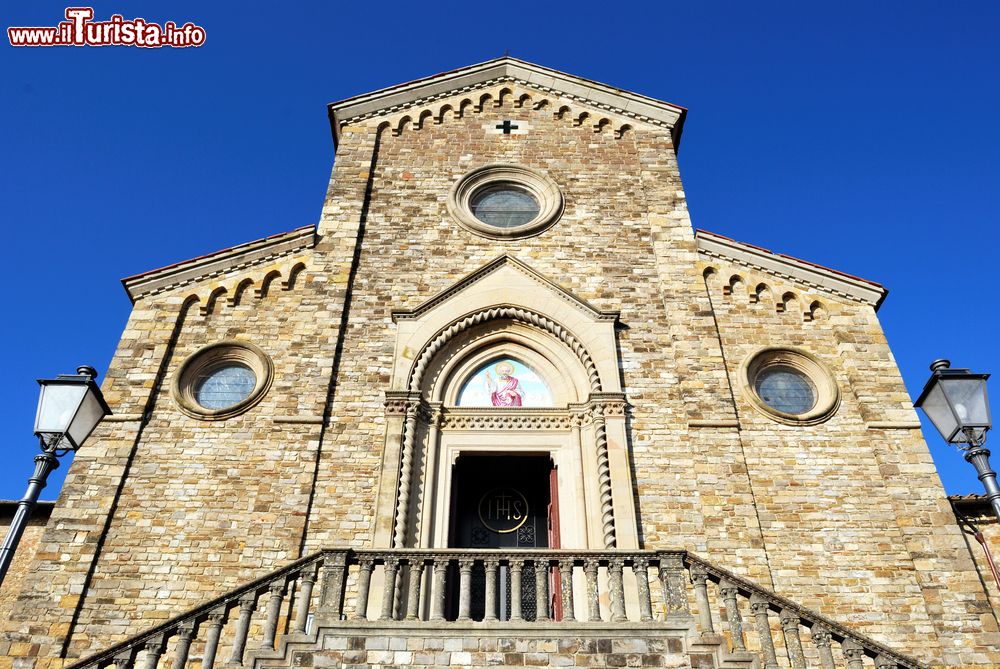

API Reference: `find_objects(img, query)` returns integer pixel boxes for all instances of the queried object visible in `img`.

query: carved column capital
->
[778,609,800,631]
[177,620,196,639]
[384,391,422,416]
[812,625,833,648]
[689,564,709,586]
[206,607,227,625]
[748,593,771,615]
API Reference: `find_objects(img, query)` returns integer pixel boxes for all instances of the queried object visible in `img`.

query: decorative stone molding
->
[122,226,314,303]
[391,254,619,324]
[170,340,273,421]
[866,421,922,430]
[441,412,572,431]
[696,230,886,309]
[688,419,740,428]
[739,346,840,426]
[407,305,603,394]
[447,164,564,240]
[327,58,685,146]
[384,391,422,416]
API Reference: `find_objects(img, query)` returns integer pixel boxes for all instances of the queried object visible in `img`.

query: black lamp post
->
[914,359,999,522]
[0,366,111,586]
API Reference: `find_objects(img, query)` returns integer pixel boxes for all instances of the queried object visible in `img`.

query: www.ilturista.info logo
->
[8,8,205,48]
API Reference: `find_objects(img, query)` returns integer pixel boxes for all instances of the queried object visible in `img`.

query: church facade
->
[2,58,996,669]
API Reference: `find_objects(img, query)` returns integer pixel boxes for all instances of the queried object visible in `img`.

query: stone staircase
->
[65,548,926,669]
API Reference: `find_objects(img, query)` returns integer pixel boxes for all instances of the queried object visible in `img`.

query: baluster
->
[843,639,866,669]
[113,648,137,669]
[142,636,165,669]
[748,594,779,669]
[380,557,400,621]
[318,551,347,617]
[811,625,836,669]
[719,580,745,651]
[632,557,653,622]
[430,557,447,621]
[608,558,627,622]
[260,581,286,649]
[200,608,227,669]
[457,558,474,621]
[779,610,806,669]
[689,565,714,633]
[658,553,689,615]
[509,559,523,622]
[584,559,600,622]
[352,556,375,620]
[405,559,424,621]
[225,594,257,666]
[875,654,899,668]
[559,560,576,622]
[484,558,500,622]
[293,563,319,633]
[534,558,550,622]
[171,621,196,669]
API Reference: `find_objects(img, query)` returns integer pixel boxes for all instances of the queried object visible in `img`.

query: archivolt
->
[407,306,603,393]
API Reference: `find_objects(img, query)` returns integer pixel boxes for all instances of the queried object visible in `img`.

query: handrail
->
[66,547,929,669]
[684,552,926,669]
[65,550,326,669]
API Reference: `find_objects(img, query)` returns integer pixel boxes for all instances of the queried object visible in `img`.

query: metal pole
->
[965,445,1000,523]
[0,445,60,586]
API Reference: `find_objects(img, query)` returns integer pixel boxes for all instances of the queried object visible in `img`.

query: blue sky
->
[1,2,998,500]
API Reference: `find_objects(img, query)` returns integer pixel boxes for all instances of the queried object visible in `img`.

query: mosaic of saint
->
[457,358,554,407]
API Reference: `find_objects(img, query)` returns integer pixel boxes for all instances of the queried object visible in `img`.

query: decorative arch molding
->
[371,255,639,564]
[407,305,603,395]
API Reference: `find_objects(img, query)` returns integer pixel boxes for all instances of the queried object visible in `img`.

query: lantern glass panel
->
[67,386,107,447]
[918,382,960,442]
[940,377,991,428]
[34,383,87,436]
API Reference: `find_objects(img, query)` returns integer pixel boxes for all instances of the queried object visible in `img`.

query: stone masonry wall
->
[701,257,999,666]
[0,504,51,622]
[951,502,1000,621]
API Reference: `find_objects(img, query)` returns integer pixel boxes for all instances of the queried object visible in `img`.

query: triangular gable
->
[391,254,619,323]
[328,57,686,148]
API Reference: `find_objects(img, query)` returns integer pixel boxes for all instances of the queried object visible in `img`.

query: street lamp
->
[0,366,111,586]
[914,359,999,521]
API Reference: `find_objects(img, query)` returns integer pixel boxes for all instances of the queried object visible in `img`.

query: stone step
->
[250,620,746,669]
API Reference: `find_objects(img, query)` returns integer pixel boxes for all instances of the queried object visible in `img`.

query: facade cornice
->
[121,225,316,303]
[327,57,686,148]
[695,229,888,310]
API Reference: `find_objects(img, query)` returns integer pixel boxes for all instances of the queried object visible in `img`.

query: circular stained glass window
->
[754,365,816,415]
[470,184,541,229]
[194,363,257,410]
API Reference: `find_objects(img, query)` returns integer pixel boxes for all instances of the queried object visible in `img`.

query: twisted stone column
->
[592,407,617,549]
[392,402,419,548]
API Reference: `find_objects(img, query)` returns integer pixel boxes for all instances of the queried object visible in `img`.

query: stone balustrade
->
[67,548,926,669]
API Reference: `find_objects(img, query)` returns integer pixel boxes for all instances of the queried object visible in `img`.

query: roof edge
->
[122,225,316,304]
[695,230,888,310]
[327,57,687,149]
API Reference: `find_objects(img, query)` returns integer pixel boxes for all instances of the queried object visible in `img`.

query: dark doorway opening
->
[447,454,558,620]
